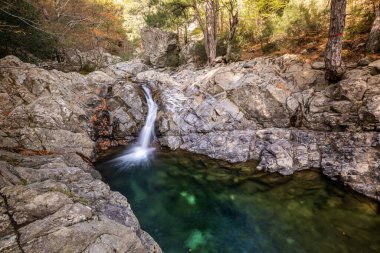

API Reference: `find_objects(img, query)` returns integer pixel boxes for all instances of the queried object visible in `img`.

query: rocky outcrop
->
[64,48,122,71]
[0,150,161,253]
[0,52,379,253]
[39,48,122,72]
[140,27,179,67]
[0,56,161,252]
[132,55,380,201]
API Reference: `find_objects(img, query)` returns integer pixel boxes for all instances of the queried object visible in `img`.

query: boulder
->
[311,61,325,70]
[257,140,294,175]
[0,150,162,253]
[140,27,179,67]
[102,59,149,79]
[63,47,122,71]
[368,59,380,75]
[180,41,197,64]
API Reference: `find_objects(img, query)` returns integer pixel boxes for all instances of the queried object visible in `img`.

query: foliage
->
[238,0,329,52]
[1,0,377,64]
[145,0,193,30]
[193,40,208,65]
[0,0,57,60]
[0,0,131,61]
[166,50,182,67]
[345,0,376,38]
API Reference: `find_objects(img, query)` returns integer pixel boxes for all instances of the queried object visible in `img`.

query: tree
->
[192,0,219,65]
[225,0,238,62]
[325,0,347,83]
[367,2,380,53]
[0,0,56,60]
[204,0,219,65]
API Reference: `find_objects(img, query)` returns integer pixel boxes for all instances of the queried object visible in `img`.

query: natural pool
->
[96,148,380,253]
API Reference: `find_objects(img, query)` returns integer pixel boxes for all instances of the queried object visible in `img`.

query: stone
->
[257,140,294,175]
[0,150,162,253]
[102,60,149,79]
[214,71,244,90]
[62,47,122,71]
[368,59,380,75]
[311,61,325,70]
[337,79,367,101]
[0,56,161,252]
[180,41,197,64]
[140,27,179,68]
[358,57,371,66]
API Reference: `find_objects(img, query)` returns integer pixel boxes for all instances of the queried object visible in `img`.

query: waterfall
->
[138,85,158,149]
[117,85,158,165]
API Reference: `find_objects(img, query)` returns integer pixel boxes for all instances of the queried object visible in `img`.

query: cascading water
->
[112,85,158,167]
[137,85,158,151]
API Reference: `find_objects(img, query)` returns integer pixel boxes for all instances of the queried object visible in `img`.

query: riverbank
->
[0,54,379,251]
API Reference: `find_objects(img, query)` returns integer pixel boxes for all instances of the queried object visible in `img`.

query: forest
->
[1,0,379,65]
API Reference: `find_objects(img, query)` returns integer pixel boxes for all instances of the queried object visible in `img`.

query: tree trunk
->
[205,0,217,65]
[367,4,380,53]
[325,0,346,83]
[225,0,238,63]
[220,9,224,35]
[214,0,219,42]
[184,23,188,44]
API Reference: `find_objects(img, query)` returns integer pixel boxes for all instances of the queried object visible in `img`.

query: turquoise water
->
[96,148,380,253]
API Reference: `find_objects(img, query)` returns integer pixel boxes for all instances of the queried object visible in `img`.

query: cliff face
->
[0,56,161,252]
[133,56,380,201]
[0,54,379,251]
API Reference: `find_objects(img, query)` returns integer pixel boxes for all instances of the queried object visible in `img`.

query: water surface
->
[96,148,380,253]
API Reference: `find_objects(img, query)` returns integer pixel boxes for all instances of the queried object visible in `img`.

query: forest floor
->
[241,33,380,63]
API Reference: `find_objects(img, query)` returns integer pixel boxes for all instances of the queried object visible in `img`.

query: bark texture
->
[367,4,380,53]
[325,0,346,83]
[225,0,239,63]
[205,0,218,65]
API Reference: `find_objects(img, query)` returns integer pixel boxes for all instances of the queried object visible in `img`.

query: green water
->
[96,148,380,253]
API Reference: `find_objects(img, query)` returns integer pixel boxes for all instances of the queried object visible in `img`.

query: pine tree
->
[325,0,347,83]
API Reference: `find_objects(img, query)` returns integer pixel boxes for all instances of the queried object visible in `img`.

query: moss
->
[165,51,181,67]
[59,189,90,205]
[80,63,96,74]
[20,178,29,186]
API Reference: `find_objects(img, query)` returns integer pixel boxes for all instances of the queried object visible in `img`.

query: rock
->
[215,56,224,63]
[358,57,371,66]
[102,60,149,79]
[0,150,162,253]
[257,140,294,175]
[346,62,358,69]
[140,27,179,67]
[0,56,97,157]
[311,61,325,70]
[180,131,254,163]
[0,52,379,253]
[180,41,197,64]
[0,56,162,252]
[63,47,122,71]
[214,71,244,90]
[337,79,367,101]
[286,63,325,90]
[133,56,379,200]
[368,59,380,75]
